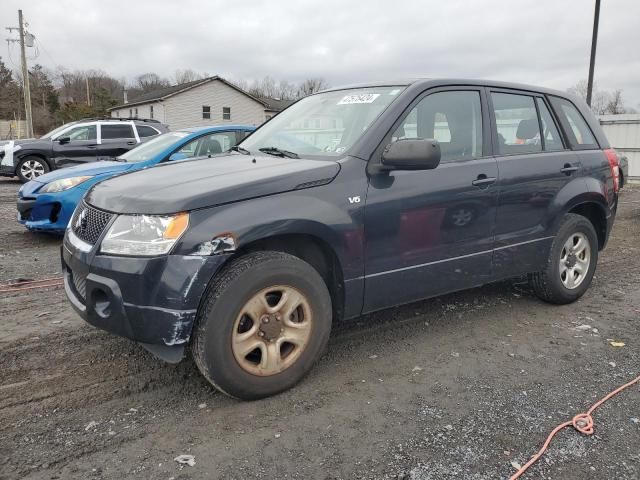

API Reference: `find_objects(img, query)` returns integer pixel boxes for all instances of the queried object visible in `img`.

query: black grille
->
[71,202,113,245]
[70,270,87,301]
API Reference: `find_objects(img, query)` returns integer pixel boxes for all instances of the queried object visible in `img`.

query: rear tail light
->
[604,148,620,193]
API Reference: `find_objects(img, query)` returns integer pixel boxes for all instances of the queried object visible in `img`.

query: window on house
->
[223,107,231,120]
[150,105,154,119]
[202,105,211,119]
[129,108,132,117]
[115,111,120,118]
[134,108,138,118]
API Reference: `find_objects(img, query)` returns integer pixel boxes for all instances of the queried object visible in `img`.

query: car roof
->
[321,78,572,98]
[178,124,255,134]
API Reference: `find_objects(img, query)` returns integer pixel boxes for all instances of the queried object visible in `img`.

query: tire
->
[16,156,50,183]
[192,251,332,400]
[529,213,599,304]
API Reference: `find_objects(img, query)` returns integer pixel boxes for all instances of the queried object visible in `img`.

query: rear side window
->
[137,125,159,137]
[536,98,563,151]
[550,97,597,147]
[392,90,483,163]
[101,124,135,140]
[491,93,541,155]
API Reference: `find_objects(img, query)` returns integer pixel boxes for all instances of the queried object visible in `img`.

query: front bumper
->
[61,232,230,361]
[17,188,86,233]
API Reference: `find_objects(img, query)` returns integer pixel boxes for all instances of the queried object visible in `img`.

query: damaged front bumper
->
[61,232,230,362]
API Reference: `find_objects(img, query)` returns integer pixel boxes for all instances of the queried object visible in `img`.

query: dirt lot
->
[0,177,638,480]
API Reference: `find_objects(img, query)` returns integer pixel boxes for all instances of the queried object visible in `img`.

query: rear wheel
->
[192,251,332,400]
[17,156,49,183]
[529,213,598,304]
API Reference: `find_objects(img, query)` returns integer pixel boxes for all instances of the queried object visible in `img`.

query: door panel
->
[363,88,498,312]
[489,91,583,278]
[52,124,98,167]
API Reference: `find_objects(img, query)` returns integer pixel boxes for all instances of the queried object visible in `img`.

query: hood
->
[0,138,39,147]
[86,154,341,214]
[33,161,132,184]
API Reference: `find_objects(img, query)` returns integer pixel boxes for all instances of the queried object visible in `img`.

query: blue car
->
[17,125,255,233]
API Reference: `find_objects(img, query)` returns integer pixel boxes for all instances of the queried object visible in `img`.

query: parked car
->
[17,125,254,233]
[61,79,619,400]
[0,118,168,183]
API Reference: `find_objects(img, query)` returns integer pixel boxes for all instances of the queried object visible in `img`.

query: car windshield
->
[41,124,73,139]
[119,131,190,163]
[241,86,405,157]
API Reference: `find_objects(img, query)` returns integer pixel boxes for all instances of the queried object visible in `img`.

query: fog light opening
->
[91,289,112,318]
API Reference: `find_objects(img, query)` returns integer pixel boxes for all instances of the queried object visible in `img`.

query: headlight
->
[100,213,189,256]
[40,176,93,193]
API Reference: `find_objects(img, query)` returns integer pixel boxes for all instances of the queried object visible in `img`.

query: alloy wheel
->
[559,232,591,289]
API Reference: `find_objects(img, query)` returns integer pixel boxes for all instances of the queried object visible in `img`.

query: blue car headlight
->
[40,176,93,193]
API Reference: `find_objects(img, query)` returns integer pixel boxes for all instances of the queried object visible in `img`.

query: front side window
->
[392,90,482,162]
[241,86,404,157]
[119,131,189,163]
[492,93,541,155]
[550,97,597,147]
[101,124,135,140]
[203,105,211,119]
[62,125,97,141]
[223,107,231,120]
[177,132,237,158]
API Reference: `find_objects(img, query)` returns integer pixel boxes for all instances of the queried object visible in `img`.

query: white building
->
[108,76,291,130]
[599,114,640,181]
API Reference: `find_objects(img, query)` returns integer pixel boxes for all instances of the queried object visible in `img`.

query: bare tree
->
[605,89,626,114]
[296,78,329,98]
[175,69,203,84]
[134,73,170,93]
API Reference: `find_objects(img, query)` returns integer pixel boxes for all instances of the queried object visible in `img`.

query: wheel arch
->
[16,151,54,170]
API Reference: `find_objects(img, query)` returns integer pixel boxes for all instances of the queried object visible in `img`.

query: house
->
[599,114,640,180]
[108,76,292,129]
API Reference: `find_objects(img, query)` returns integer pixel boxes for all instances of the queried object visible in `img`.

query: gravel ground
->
[0,177,638,480]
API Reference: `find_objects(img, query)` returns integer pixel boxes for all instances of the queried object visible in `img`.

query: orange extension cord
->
[0,276,64,293]
[511,373,640,479]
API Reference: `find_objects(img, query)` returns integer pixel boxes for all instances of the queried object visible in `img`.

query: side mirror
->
[58,136,70,145]
[380,139,441,171]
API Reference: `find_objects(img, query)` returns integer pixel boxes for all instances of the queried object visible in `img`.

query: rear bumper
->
[61,232,230,360]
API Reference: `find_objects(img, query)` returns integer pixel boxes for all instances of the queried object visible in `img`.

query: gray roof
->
[108,76,290,112]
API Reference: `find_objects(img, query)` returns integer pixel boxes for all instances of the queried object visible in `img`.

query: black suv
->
[0,118,168,182]
[61,79,619,400]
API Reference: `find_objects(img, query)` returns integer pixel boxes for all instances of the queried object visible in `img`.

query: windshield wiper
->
[259,147,299,159]
[230,145,251,155]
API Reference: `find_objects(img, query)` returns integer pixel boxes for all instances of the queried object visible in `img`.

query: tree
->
[175,69,203,84]
[567,80,627,115]
[0,57,21,120]
[296,78,329,98]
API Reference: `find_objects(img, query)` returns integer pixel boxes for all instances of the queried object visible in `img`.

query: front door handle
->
[560,164,579,175]
[472,174,497,187]
[127,140,137,145]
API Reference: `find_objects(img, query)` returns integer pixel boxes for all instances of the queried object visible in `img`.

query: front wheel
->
[17,156,50,183]
[529,213,598,304]
[192,251,332,400]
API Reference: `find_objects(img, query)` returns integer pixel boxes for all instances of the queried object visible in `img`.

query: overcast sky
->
[2,0,639,108]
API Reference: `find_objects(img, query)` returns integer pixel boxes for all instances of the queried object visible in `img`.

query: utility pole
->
[586,0,601,107]
[17,10,34,137]
[6,11,34,137]
[86,77,91,106]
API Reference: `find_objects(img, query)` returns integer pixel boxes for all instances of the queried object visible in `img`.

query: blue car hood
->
[34,161,133,184]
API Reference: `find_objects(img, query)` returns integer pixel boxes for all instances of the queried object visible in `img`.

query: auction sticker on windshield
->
[337,93,380,105]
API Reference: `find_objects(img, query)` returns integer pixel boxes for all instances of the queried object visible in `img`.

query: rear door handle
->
[560,164,579,175]
[126,140,137,145]
[472,175,497,187]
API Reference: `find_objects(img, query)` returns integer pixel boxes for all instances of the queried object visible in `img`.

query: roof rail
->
[80,117,162,123]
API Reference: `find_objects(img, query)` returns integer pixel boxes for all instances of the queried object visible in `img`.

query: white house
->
[599,114,640,180]
[108,76,291,129]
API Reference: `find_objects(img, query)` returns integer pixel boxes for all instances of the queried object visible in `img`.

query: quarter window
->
[536,98,563,151]
[137,125,159,137]
[392,90,483,162]
[550,97,597,146]
[101,124,135,140]
[491,93,541,155]
[223,107,231,120]
[202,105,211,119]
